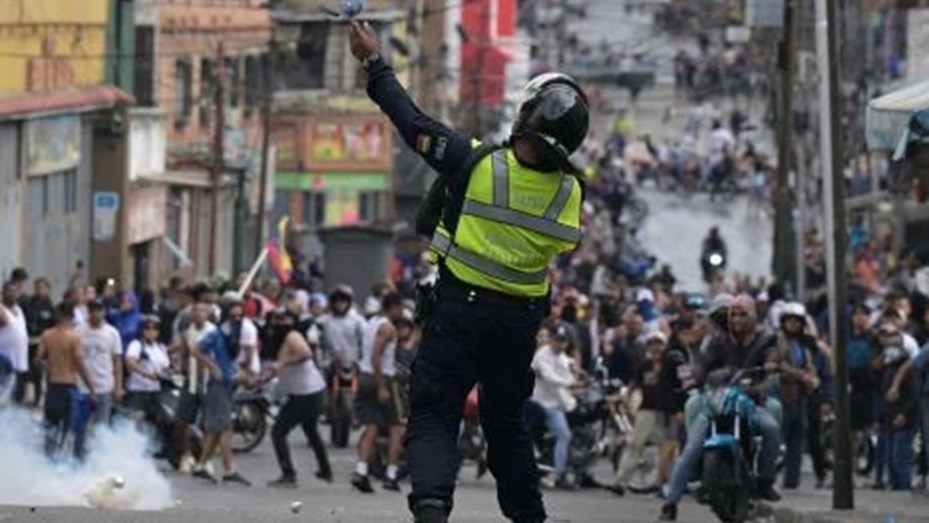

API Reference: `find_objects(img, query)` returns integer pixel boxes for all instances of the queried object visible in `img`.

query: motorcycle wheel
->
[703,450,750,523]
[232,401,267,454]
[330,394,352,448]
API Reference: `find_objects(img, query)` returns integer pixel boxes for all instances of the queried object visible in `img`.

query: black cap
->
[553,324,570,341]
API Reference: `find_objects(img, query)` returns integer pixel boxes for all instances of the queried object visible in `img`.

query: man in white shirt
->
[78,299,124,423]
[531,324,576,489]
[706,120,735,196]
[0,282,29,388]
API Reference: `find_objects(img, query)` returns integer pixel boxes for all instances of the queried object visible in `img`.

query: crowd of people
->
[1,181,929,521]
[0,269,423,493]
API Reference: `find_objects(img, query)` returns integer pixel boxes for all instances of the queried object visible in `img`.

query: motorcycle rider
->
[705,120,734,200]
[660,294,782,521]
[316,285,366,397]
[262,309,333,488]
[766,302,821,490]
[700,227,728,285]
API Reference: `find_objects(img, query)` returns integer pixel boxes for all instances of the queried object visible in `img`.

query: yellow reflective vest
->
[429,148,583,298]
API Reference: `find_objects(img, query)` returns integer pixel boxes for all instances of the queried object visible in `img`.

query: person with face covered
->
[262,310,332,488]
[765,302,821,490]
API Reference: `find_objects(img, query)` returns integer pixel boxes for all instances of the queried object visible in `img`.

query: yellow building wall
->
[0,0,110,94]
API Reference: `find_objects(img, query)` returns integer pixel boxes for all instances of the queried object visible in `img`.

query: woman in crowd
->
[124,315,171,426]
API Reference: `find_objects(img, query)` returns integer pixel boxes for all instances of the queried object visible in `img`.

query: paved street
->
[0,431,720,523]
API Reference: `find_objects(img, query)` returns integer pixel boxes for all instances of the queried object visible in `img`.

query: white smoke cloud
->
[0,408,174,510]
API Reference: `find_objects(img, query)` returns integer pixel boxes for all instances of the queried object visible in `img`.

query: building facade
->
[0,0,134,295]
[129,0,272,286]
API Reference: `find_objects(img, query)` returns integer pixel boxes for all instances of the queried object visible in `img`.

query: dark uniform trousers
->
[406,293,546,523]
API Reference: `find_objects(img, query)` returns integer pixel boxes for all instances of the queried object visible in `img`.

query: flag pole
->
[238,247,270,296]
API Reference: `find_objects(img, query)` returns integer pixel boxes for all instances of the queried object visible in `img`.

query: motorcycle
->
[700,249,726,285]
[152,374,203,469]
[699,367,767,523]
[329,361,358,448]
[532,369,616,488]
[231,385,271,453]
[458,386,489,479]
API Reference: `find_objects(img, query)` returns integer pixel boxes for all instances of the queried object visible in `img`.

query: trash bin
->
[317,225,394,296]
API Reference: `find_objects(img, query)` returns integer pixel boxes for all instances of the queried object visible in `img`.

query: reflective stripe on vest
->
[493,150,509,207]
[461,150,580,243]
[460,200,581,244]
[430,233,547,285]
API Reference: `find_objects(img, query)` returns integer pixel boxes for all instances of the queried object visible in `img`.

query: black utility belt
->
[438,281,546,311]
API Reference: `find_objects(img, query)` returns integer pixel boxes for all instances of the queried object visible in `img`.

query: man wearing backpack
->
[349,19,588,523]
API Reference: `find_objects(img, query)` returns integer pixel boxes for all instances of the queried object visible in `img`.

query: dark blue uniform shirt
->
[365,56,473,180]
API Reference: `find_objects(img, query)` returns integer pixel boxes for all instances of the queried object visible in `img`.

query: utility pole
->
[255,37,277,260]
[772,0,796,288]
[816,0,853,510]
[209,42,225,277]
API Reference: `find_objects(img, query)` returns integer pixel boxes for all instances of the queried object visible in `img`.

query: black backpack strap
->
[443,142,502,235]
[415,142,503,237]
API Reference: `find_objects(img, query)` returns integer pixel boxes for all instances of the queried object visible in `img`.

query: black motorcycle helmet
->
[511,73,590,173]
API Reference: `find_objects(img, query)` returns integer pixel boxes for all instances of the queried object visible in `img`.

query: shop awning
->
[0,86,134,121]
[866,80,929,152]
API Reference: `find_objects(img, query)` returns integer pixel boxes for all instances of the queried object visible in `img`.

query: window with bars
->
[174,58,193,127]
[226,57,241,108]
[134,26,155,107]
[200,58,214,127]
[244,54,262,114]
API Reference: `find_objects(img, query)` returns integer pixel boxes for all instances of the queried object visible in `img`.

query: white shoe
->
[179,454,195,475]
[204,460,215,477]
[541,476,556,489]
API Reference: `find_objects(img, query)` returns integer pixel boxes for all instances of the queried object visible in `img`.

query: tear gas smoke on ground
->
[0,408,173,510]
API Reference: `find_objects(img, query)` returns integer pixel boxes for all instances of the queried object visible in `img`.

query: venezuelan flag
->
[267,217,293,285]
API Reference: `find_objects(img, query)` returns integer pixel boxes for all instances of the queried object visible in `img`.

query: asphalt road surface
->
[0,433,720,523]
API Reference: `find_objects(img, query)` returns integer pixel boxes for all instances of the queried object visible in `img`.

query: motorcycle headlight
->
[709,253,724,266]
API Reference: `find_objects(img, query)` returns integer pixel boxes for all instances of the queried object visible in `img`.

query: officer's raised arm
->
[347,21,471,178]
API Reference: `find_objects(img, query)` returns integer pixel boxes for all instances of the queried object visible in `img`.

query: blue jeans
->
[72,392,114,461]
[884,427,915,491]
[666,394,781,505]
[543,407,572,479]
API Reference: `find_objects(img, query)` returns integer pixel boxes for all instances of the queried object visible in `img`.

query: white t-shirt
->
[532,345,576,411]
[0,305,28,373]
[359,316,396,377]
[78,322,122,394]
[232,318,260,375]
[707,127,735,167]
[184,322,216,394]
[125,339,170,392]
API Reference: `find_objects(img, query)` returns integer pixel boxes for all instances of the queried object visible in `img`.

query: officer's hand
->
[348,20,380,62]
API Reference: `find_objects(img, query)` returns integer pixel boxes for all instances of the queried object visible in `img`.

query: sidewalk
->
[773,488,929,523]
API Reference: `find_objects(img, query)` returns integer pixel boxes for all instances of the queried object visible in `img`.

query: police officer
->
[348,21,588,523]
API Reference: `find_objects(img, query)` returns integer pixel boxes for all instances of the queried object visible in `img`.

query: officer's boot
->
[413,499,449,523]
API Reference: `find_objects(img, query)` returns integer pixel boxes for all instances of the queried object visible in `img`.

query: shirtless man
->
[38,303,95,458]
